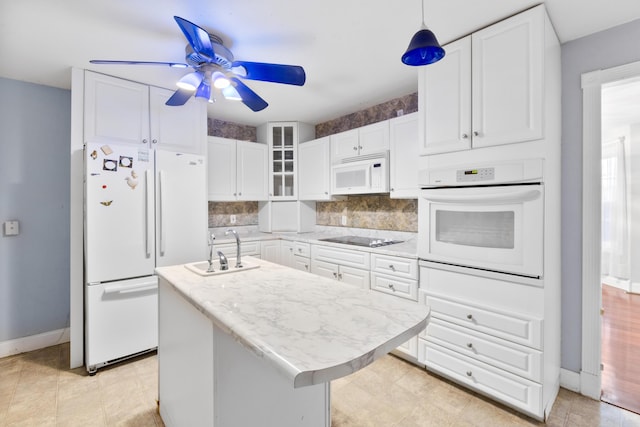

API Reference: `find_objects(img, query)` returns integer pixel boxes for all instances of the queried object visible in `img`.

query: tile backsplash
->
[317,196,417,232]
[208,201,259,228]
[208,92,419,232]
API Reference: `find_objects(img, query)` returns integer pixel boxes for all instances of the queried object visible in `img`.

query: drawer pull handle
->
[338,273,343,280]
[466,371,473,377]
[466,314,473,320]
[466,343,473,349]
[333,272,338,278]
[388,264,395,271]
[298,248,302,253]
[304,264,309,270]
[388,283,396,291]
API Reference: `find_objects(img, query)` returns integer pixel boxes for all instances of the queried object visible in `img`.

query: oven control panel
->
[456,167,495,183]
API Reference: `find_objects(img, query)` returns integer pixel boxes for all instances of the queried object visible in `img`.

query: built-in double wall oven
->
[417,158,544,280]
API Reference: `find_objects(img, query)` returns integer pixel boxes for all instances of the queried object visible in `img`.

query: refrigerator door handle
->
[103,281,157,295]
[145,169,153,258]
[158,170,166,256]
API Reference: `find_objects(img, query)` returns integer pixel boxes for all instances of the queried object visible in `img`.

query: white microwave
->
[331,152,389,195]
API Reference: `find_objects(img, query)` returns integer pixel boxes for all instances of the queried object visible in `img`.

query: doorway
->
[600,77,640,414]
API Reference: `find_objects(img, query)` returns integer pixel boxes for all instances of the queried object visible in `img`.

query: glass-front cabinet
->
[258,121,315,201]
[271,124,296,198]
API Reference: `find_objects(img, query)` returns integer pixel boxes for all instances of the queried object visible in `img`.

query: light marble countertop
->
[155,258,429,388]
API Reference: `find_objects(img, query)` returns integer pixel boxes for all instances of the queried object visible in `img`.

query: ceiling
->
[2,0,640,127]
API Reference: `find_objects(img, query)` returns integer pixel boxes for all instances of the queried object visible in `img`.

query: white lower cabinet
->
[418,340,542,415]
[281,241,311,272]
[418,263,551,420]
[216,241,261,259]
[310,259,369,289]
[260,240,281,263]
[310,244,371,289]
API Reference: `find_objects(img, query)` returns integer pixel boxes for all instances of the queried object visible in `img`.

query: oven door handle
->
[423,188,541,204]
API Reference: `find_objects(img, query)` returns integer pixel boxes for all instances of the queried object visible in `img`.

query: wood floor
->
[601,284,640,414]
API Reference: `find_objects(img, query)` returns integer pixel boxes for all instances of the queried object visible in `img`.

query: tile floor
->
[1,344,639,426]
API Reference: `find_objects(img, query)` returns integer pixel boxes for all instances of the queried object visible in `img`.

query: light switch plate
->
[4,220,19,236]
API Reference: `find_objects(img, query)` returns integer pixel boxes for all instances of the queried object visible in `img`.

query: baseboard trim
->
[0,328,70,359]
[560,368,581,392]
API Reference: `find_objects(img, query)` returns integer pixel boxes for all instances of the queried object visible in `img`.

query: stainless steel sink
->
[184,259,260,276]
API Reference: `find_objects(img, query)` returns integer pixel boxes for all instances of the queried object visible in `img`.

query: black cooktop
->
[319,236,403,248]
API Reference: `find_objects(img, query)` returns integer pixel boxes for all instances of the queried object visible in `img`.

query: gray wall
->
[0,77,71,342]
[561,19,640,372]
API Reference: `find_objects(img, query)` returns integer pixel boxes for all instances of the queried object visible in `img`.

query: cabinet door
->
[269,123,297,200]
[389,113,419,198]
[237,141,268,201]
[419,36,471,155]
[207,137,237,201]
[311,259,339,281]
[280,241,296,268]
[339,265,370,289]
[260,240,280,263]
[471,6,543,148]
[149,86,206,154]
[330,128,359,160]
[293,256,310,273]
[298,137,331,200]
[358,121,389,155]
[84,71,150,146]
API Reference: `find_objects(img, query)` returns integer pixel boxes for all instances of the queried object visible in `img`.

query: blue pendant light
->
[402,0,445,66]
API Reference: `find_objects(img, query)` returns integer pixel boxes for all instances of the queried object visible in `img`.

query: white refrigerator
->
[84,142,207,374]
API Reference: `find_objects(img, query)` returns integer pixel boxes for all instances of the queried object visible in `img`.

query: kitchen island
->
[156,257,430,427]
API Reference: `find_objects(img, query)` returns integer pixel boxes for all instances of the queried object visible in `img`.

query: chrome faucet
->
[207,232,215,272]
[225,229,242,268]
[217,251,229,271]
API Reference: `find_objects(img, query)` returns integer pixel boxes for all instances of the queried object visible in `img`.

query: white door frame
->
[580,60,640,399]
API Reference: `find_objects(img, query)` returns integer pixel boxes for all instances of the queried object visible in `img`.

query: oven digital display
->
[456,167,495,182]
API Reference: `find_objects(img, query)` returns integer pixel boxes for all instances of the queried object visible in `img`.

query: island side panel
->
[213,326,330,427]
[158,278,215,426]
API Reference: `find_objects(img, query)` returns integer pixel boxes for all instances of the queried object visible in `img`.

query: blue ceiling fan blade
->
[165,88,194,106]
[230,78,268,112]
[232,61,306,86]
[90,60,189,68]
[174,16,216,60]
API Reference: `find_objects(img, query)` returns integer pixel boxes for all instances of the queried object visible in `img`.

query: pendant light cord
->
[421,0,427,29]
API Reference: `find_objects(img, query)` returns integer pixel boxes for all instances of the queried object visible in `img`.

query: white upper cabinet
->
[149,86,206,154]
[330,121,389,161]
[389,113,419,199]
[421,37,472,155]
[84,71,149,147]
[207,136,268,201]
[84,71,206,154]
[258,122,314,201]
[298,137,332,201]
[420,5,544,155]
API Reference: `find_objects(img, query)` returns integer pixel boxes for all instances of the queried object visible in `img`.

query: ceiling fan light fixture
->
[402,0,445,66]
[176,72,203,91]
[212,71,231,89]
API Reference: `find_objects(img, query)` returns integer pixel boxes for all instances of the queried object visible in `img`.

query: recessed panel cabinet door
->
[84,71,150,146]
[420,37,472,155]
[299,137,331,200]
[237,140,268,201]
[149,86,206,154]
[207,137,237,201]
[471,6,543,148]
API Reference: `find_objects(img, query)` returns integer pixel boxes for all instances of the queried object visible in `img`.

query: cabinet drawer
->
[311,244,370,270]
[371,253,417,280]
[217,241,260,257]
[422,291,542,349]
[293,255,310,273]
[426,318,542,382]
[371,273,418,301]
[419,340,542,418]
[293,242,311,257]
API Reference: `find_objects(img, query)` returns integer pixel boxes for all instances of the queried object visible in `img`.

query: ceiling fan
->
[90,16,306,111]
